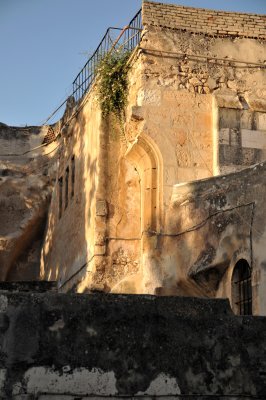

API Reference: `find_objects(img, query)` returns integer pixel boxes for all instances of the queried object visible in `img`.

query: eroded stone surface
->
[0,123,58,281]
[0,292,265,398]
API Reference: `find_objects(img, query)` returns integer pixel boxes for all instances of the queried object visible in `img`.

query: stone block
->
[131,106,144,121]
[137,89,162,106]
[241,129,266,150]
[246,96,266,113]
[206,77,218,91]
[94,244,106,255]
[215,93,242,109]
[96,200,108,217]
[220,128,230,145]
[257,112,266,131]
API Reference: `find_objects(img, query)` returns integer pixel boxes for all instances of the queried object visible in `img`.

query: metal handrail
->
[72,27,122,85]
[72,9,142,102]
[40,9,142,126]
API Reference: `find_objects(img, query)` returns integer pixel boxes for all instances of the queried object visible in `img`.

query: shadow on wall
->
[0,173,52,282]
[154,165,256,310]
[41,100,100,290]
[7,214,47,281]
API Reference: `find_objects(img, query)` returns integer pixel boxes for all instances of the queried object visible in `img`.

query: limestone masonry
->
[0,1,266,398]
[143,1,266,38]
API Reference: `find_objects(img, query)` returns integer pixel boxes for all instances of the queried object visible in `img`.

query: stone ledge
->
[0,292,265,397]
[0,281,57,293]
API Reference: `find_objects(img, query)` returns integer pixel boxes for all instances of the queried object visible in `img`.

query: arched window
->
[231,259,252,315]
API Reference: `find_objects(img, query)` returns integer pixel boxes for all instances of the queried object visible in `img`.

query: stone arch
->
[124,134,163,294]
[125,134,163,234]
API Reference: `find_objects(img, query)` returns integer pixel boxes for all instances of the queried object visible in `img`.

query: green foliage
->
[97,51,130,119]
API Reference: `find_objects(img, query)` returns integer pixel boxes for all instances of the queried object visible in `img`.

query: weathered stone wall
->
[103,3,266,300]
[97,130,266,315]
[161,161,266,315]
[40,89,105,290]
[41,1,266,309]
[40,52,147,293]
[1,124,44,157]
[81,57,145,294]
[139,13,266,180]
[0,292,266,399]
[219,107,266,174]
[0,123,58,281]
[143,1,266,39]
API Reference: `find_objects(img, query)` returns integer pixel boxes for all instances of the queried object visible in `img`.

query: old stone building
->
[0,1,266,398]
[36,0,266,315]
[1,1,266,314]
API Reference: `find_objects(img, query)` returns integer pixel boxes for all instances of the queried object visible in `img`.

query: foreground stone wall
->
[0,292,265,399]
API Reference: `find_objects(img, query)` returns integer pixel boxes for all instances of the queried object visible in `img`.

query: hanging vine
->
[96,51,130,121]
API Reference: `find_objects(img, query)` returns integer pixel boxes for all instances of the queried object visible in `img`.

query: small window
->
[232,259,252,315]
[58,177,63,219]
[65,166,69,210]
[71,155,75,198]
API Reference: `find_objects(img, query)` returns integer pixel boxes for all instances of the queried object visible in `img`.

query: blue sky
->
[0,0,265,126]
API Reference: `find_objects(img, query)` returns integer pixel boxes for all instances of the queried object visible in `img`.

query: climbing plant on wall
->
[96,51,130,121]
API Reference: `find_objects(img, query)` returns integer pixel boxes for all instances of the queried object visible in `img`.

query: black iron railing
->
[72,9,142,102]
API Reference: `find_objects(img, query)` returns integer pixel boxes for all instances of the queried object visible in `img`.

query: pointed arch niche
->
[125,134,163,234]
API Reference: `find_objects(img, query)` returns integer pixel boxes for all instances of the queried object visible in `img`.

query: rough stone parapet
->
[143,0,266,39]
[0,292,266,397]
[0,281,57,292]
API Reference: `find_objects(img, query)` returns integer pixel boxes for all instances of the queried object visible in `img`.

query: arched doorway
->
[231,259,252,315]
[126,134,162,233]
[125,134,163,293]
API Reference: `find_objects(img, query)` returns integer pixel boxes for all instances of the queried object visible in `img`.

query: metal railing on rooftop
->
[72,9,142,102]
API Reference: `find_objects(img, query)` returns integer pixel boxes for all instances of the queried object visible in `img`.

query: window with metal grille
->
[65,167,69,210]
[71,155,75,198]
[232,259,252,315]
[58,176,63,219]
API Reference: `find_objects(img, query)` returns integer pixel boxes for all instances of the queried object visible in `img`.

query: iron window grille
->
[232,259,252,315]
